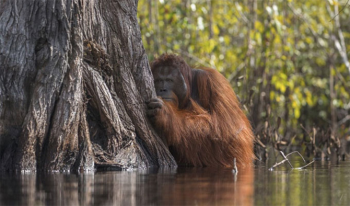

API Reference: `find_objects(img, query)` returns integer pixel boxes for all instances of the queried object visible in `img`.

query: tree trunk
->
[0,0,176,172]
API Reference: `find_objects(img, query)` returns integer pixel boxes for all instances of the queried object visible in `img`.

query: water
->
[1,160,350,205]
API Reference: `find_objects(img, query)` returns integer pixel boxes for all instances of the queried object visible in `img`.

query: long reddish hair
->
[150,54,255,168]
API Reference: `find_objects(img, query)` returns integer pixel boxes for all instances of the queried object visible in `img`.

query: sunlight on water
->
[1,160,350,205]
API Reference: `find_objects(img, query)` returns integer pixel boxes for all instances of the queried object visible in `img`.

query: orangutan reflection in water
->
[154,167,254,206]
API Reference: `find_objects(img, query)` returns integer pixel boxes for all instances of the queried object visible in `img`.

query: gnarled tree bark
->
[0,0,176,171]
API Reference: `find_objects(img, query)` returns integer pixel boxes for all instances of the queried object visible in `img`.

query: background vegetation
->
[137,0,350,159]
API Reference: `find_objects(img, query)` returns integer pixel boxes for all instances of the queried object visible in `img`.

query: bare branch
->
[268,150,314,171]
[285,151,306,163]
[232,158,238,174]
[329,0,350,22]
[338,115,350,126]
[295,160,315,170]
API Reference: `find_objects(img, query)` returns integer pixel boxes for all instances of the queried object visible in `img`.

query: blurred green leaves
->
[138,0,350,137]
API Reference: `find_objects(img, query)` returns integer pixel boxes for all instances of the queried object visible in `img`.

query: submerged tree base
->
[0,0,176,172]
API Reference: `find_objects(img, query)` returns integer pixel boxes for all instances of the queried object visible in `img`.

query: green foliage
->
[138,0,350,139]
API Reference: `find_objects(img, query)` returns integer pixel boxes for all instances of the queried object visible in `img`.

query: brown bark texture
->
[0,0,176,172]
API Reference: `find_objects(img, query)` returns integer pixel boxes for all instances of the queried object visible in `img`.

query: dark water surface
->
[1,160,350,205]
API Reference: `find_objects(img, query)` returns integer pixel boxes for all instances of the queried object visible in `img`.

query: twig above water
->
[285,151,306,163]
[295,160,315,170]
[232,158,238,174]
[269,151,314,171]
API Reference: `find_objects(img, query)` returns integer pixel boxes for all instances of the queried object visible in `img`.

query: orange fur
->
[151,54,254,168]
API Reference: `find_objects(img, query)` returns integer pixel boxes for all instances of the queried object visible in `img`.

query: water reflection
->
[0,167,253,206]
[1,161,350,205]
[255,160,350,206]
